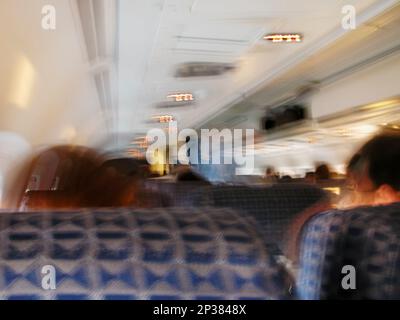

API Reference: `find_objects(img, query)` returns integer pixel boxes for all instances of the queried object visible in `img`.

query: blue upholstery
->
[0,207,291,300]
[297,202,400,299]
[143,181,210,207]
[163,183,209,207]
[143,182,327,255]
[206,184,328,253]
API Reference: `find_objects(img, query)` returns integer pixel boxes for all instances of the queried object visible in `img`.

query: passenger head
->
[78,157,153,207]
[346,132,400,206]
[280,175,293,183]
[22,146,152,209]
[78,164,140,207]
[265,166,276,177]
[20,145,103,209]
[101,158,150,179]
[263,166,278,184]
[176,169,210,185]
[315,163,331,181]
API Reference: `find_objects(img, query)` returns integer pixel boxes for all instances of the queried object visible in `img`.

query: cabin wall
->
[311,52,400,119]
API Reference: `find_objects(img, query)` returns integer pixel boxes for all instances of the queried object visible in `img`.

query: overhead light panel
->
[263,34,302,43]
[361,98,400,111]
[131,136,149,149]
[167,93,194,102]
[156,93,196,109]
[152,115,175,123]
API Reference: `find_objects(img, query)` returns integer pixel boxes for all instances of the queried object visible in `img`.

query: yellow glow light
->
[356,124,378,135]
[361,99,400,111]
[263,34,302,43]
[150,148,167,175]
[153,115,175,123]
[132,136,149,149]
[9,55,36,109]
[167,93,194,102]
[324,187,341,196]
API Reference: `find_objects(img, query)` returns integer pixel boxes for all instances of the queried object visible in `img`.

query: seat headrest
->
[297,202,400,299]
[0,207,292,300]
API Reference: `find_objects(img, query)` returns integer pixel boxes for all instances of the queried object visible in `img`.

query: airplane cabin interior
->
[0,0,400,303]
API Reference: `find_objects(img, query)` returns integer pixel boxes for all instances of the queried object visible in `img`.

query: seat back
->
[0,207,291,300]
[207,184,327,252]
[297,203,400,299]
[145,181,210,207]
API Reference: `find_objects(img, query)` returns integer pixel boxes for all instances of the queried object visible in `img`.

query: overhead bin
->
[311,51,400,119]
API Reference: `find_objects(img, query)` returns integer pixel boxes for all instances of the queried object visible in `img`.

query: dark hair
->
[355,133,400,191]
[100,158,149,178]
[266,166,275,175]
[280,175,293,183]
[347,153,361,171]
[176,170,210,184]
[315,164,331,180]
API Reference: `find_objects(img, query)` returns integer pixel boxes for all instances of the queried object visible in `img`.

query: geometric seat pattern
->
[205,184,328,255]
[296,202,400,299]
[0,207,292,300]
[144,181,210,207]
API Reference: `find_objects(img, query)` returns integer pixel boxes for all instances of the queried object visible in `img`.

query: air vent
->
[75,0,118,60]
[175,62,236,78]
[73,0,118,131]
[76,0,104,60]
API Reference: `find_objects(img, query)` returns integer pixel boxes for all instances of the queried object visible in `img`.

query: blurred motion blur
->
[1,0,400,301]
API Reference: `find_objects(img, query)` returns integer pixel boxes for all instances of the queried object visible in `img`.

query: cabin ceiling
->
[205,2,400,129]
[116,0,391,138]
[0,0,398,151]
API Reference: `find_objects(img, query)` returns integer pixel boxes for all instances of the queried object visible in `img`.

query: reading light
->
[324,187,341,196]
[263,34,302,43]
[153,115,175,123]
[361,98,400,110]
[127,149,145,159]
[167,93,194,102]
[131,136,149,149]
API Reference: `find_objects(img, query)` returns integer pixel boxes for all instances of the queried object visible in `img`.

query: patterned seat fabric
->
[143,182,210,207]
[297,202,400,299]
[0,207,292,300]
[206,184,328,254]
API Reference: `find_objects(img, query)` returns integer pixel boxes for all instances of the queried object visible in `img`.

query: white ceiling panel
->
[115,0,394,146]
